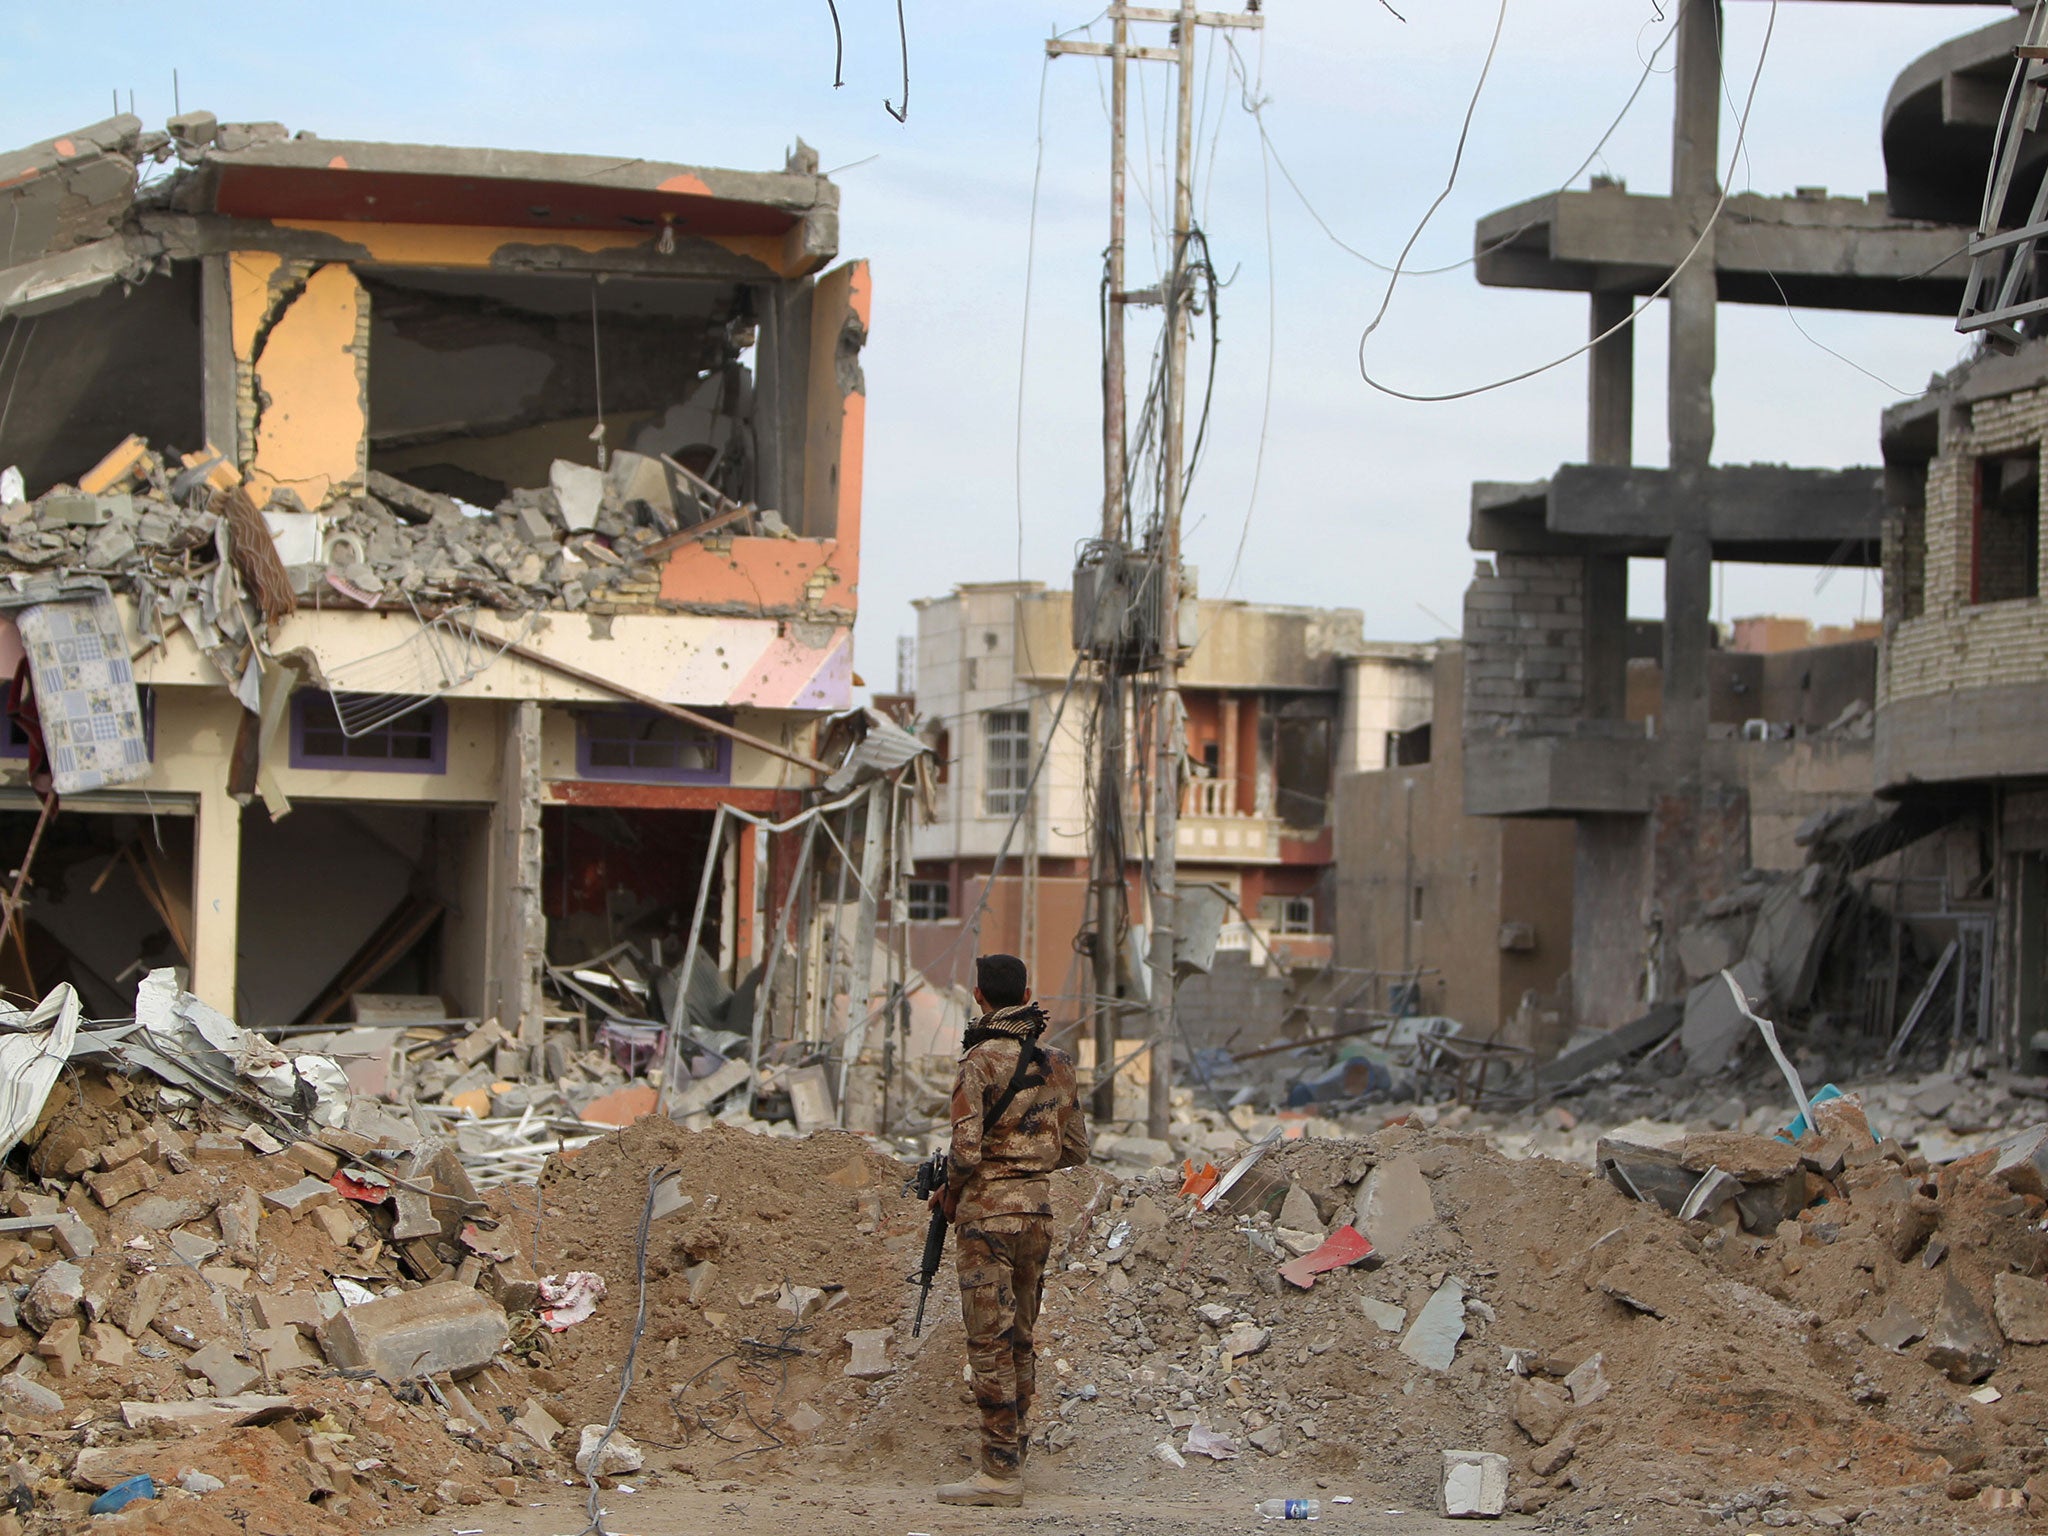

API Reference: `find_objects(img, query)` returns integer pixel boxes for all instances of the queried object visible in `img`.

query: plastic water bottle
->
[1256,1499,1320,1520]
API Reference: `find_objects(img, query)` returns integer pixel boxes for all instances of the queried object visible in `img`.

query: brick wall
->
[1463,555,1586,736]
[1886,388,2048,708]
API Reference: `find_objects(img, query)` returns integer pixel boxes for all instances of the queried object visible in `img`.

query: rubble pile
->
[0,976,601,1535]
[822,1103,2048,1531]
[1,434,778,616]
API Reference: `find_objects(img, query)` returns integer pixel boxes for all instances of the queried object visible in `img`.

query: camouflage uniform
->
[946,1003,1089,1476]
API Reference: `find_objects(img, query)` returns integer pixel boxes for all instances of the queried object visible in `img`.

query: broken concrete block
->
[1513,1377,1572,1445]
[1926,1277,2002,1384]
[1355,1155,1434,1261]
[0,1371,63,1417]
[48,1216,93,1262]
[167,1228,220,1267]
[777,1283,824,1322]
[480,1252,541,1315]
[1563,1352,1610,1407]
[262,1178,340,1218]
[786,1401,826,1437]
[1277,1183,1324,1234]
[84,1161,154,1208]
[843,1328,894,1380]
[1360,1296,1406,1333]
[285,1142,341,1180]
[514,1398,565,1454]
[1400,1277,1467,1372]
[183,1342,261,1396]
[1221,1322,1271,1360]
[125,1195,204,1230]
[1995,1272,2048,1346]
[115,1270,167,1339]
[252,1291,323,1334]
[22,1261,83,1330]
[191,1133,247,1164]
[249,1324,319,1373]
[34,1317,80,1377]
[1247,1425,1285,1456]
[84,1324,131,1366]
[1442,1449,1510,1518]
[1992,1125,2048,1199]
[1530,1438,1575,1477]
[574,1426,643,1476]
[215,1189,262,1253]
[319,1281,508,1381]
[307,1204,358,1248]
[1858,1303,1926,1352]
[454,1019,506,1068]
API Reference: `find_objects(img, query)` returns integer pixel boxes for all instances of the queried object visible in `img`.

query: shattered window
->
[577,708,728,784]
[1974,451,2041,604]
[908,880,951,921]
[983,708,1031,817]
[291,693,445,773]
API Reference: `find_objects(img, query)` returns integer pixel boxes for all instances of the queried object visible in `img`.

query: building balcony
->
[1177,779,1283,863]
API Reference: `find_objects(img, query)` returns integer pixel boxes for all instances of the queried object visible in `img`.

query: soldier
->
[929,953,1089,1507]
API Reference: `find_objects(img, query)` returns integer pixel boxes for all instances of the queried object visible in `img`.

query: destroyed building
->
[0,113,868,1041]
[905,581,1432,1059]
[1455,0,1970,1044]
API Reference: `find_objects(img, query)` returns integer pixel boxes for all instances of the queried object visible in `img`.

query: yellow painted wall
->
[243,263,369,510]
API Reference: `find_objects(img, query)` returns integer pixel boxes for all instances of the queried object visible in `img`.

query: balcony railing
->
[1182,777,1239,817]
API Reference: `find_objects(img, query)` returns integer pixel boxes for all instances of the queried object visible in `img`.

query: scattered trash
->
[90,1474,157,1514]
[539,1270,608,1330]
[1184,1423,1241,1460]
[1255,1498,1321,1520]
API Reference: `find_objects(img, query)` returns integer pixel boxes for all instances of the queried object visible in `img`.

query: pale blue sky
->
[0,1,2006,681]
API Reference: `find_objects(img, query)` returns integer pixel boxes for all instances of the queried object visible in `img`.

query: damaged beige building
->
[0,113,870,1040]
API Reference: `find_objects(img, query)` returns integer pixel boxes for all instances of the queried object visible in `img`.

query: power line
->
[1225,8,1677,282]
[1356,0,1781,404]
[1212,30,1278,610]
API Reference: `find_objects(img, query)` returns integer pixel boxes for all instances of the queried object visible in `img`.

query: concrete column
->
[190,783,242,1016]
[1583,554,1630,722]
[1588,289,1634,467]
[1662,527,1714,751]
[491,701,545,1046]
[1220,695,1240,813]
[199,255,237,463]
[1667,0,1720,470]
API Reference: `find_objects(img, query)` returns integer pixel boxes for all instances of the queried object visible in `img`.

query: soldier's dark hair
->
[975,953,1029,1008]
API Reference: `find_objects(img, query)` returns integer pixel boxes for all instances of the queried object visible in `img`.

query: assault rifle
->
[906,1151,949,1338]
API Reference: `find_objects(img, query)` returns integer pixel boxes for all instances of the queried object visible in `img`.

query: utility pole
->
[1049,1,1263,1139]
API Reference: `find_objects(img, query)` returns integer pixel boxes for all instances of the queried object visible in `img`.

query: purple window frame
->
[0,685,155,761]
[575,706,731,784]
[289,692,448,775]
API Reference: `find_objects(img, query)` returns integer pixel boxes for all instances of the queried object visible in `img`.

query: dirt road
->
[384,1476,1504,1536]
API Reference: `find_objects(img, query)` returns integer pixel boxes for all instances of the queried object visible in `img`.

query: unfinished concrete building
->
[1459,1,1972,1035]
[0,113,867,1039]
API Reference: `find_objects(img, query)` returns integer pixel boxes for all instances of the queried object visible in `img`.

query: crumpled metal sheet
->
[135,967,349,1127]
[0,984,80,1161]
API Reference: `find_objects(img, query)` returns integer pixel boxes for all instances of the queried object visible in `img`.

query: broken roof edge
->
[193,133,837,216]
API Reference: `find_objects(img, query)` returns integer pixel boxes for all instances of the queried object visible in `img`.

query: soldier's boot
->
[936,1471,1024,1507]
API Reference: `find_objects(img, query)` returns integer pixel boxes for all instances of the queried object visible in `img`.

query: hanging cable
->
[1222,6,1677,281]
[824,0,845,87]
[884,0,910,121]
[1357,0,1780,404]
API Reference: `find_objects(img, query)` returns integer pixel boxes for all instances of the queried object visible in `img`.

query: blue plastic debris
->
[90,1474,157,1514]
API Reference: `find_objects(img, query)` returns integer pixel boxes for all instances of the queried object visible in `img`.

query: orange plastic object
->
[1179,1159,1220,1200]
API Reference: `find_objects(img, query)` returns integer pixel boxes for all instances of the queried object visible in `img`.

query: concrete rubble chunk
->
[120,1394,292,1429]
[319,1281,508,1381]
[1400,1277,1467,1372]
[1442,1449,1511,1518]
[1355,1155,1434,1261]
[575,1426,643,1476]
[183,1342,261,1395]
[1277,1183,1324,1234]
[1858,1303,1926,1352]
[843,1328,894,1380]
[249,1324,319,1372]
[1247,1425,1285,1455]
[0,1372,63,1418]
[1992,1125,2048,1198]
[116,1270,167,1339]
[1194,1302,1236,1328]
[125,1195,204,1230]
[1680,957,1766,1075]
[22,1260,83,1330]
[1221,1322,1271,1360]
[514,1398,565,1453]
[1925,1277,2002,1385]
[262,1177,339,1217]
[1995,1272,2048,1346]
[1563,1352,1610,1407]
[1530,1439,1575,1478]
[1360,1296,1406,1333]
[1513,1377,1573,1445]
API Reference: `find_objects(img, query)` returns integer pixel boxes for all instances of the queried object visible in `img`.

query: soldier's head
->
[973,953,1030,1012]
